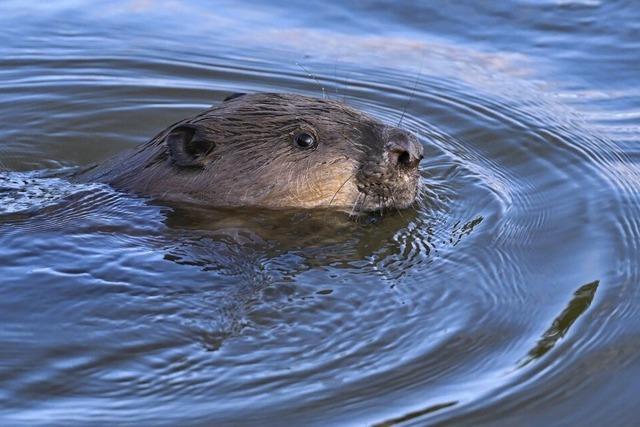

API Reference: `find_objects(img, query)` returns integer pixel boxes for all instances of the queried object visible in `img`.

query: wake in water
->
[0,170,105,215]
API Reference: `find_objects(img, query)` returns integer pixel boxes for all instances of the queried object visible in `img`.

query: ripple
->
[1,5,640,425]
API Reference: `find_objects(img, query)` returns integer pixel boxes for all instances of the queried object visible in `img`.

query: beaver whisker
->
[350,192,366,218]
[398,59,424,128]
[295,62,326,100]
[352,192,363,216]
[414,185,427,209]
[377,195,385,218]
[390,194,407,220]
[358,194,370,222]
[337,132,364,152]
[340,68,354,104]
[333,62,340,99]
[329,173,354,206]
[350,140,369,154]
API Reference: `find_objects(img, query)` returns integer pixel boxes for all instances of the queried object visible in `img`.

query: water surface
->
[1,1,639,426]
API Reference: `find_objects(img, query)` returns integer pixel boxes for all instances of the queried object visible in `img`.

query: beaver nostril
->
[386,136,423,170]
[389,147,421,169]
[397,150,411,166]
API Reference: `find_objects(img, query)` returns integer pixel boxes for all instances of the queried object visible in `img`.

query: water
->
[1,1,639,425]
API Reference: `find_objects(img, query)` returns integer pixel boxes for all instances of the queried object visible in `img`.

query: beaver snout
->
[354,129,423,211]
[386,136,424,170]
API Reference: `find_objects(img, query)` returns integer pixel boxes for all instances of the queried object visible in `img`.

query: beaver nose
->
[386,137,423,169]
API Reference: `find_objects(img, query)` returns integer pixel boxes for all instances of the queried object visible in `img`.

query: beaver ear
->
[223,93,246,102]
[166,124,215,168]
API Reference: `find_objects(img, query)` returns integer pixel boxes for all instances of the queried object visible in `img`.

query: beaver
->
[79,93,423,213]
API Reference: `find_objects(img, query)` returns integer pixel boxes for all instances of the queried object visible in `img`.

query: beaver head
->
[88,93,423,213]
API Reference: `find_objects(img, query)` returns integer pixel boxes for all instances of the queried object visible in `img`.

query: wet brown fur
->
[79,93,421,212]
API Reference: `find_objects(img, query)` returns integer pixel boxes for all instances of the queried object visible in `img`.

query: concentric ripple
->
[1,2,640,426]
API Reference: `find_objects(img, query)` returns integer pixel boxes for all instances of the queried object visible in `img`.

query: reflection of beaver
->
[80,93,423,213]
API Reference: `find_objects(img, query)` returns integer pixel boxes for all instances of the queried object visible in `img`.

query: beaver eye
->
[293,132,317,150]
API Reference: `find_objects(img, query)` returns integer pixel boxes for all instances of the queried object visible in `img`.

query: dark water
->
[1,1,639,425]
